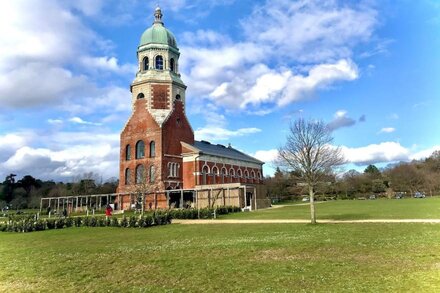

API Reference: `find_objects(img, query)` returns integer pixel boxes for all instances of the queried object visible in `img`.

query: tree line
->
[0,172,118,210]
[267,150,440,200]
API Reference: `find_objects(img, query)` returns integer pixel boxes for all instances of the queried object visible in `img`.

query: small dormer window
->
[143,57,149,71]
[155,55,163,70]
[170,58,175,72]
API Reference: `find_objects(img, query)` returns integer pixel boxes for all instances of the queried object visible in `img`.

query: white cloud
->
[0,62,90,108]
[195,126,261,142]
[341,142,410,166]
[1,144,118,181]
[410,146,440,161]
[69,117,102,126]
[80,56,136,74]
[241,0,378,62]
[278,59,358,107]
[0,130,120,181]
[253,149,279,163]
[47,119,63,124]
[327,110,357,131]
[379,127,396,133]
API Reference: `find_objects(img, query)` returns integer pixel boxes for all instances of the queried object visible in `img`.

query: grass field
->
[0,223,439,292]
[1,198,440,292]
[221,197,440,220]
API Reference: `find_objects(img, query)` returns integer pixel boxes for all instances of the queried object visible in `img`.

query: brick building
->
[117,7,269,210]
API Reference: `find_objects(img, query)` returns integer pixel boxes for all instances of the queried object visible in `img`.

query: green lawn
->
[221,197,440,220]
[0,223,439,292]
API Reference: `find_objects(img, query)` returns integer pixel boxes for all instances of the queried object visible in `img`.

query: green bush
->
[128,216,137,228]
[89,217,97,227]
[120,216,128,228]
[46,219,56,229]
[55,219,65,229]
[0,223,7,232]
[83,217,90,227]
[96,217,105,227]
[34,220,46,231]
[65,218,74,228]
[74,217,82,227]
[1,210,172,233]
[110,217,119,227]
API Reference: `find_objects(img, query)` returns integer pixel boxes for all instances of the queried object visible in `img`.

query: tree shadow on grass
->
[322,214,371,220]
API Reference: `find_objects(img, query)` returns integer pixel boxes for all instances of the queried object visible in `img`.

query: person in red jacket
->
[105,205,113,217]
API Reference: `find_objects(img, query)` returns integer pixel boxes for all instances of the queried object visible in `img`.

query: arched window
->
[251,170,256,179]
[136,140,145,159]
[143,57,149,71]
[125,145,131,160]
[149,166,155,183]
[170,58,175,72]
[244,170,249,178]
[135,165,145,184]
[237,169,242,178]
[155,55,163,70]
[125,168,131,185]
[137,93,144,99]
[150,141,155,158]
[221,167,227,184]
[212,166,219,184]
[202,165,209,185]
[229,168,235,177]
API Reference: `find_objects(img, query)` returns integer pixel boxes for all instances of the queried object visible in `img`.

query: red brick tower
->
[118,7,194,200]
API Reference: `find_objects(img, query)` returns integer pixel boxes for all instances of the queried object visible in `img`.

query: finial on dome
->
[154,5,163,24]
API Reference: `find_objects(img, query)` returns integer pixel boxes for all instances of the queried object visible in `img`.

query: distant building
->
[117,7,269,210]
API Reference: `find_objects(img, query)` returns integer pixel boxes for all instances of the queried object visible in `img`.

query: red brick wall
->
[118,95,195,193]
[118,98,163,193]
[151,84,170,109]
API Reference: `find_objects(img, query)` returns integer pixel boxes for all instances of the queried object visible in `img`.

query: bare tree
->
[129,161,162,215]
[278,118,345,224]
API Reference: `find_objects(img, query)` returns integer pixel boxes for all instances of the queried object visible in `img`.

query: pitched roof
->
[187,140,264,165]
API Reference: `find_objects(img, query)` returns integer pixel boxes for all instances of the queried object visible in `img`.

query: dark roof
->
[193,140,263,164]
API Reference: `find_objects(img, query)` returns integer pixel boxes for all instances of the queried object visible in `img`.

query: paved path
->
[173,219,440,224]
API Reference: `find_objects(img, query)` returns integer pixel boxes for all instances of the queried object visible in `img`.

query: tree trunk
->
[309,185,316,224]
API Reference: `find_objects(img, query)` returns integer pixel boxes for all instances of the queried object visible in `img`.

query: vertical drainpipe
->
[194,153,201,186]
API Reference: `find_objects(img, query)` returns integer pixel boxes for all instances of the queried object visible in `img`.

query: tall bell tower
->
[118,7,194,196]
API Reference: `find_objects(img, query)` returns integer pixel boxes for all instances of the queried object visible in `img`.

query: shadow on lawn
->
[323,213,371,220]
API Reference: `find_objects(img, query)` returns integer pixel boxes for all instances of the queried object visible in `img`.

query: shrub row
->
[168,206,241,219]
[0,212,171,233]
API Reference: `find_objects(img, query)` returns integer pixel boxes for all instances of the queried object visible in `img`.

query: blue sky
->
[1,0,440,181]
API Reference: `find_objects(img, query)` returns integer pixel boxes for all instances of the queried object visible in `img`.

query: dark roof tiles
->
[193,140,263,164]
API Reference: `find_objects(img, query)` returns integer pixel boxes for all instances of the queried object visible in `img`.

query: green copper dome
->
[139,7,178,49]
[140,24,177,48]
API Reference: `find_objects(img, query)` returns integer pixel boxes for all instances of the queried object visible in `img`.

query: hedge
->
[0,211,171,233]
[168,206,241,219]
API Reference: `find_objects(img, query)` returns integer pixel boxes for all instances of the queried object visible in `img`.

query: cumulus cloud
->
[410,146,440,161]
[327,110,357,131]
[0,1,131,110]
[181,0,374,113]
[0,63,90,108]
[0,130,120,181]
[255,142,440,169]
[79,56,136,74]
[252,149,279,163]
[341,142,410,166]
